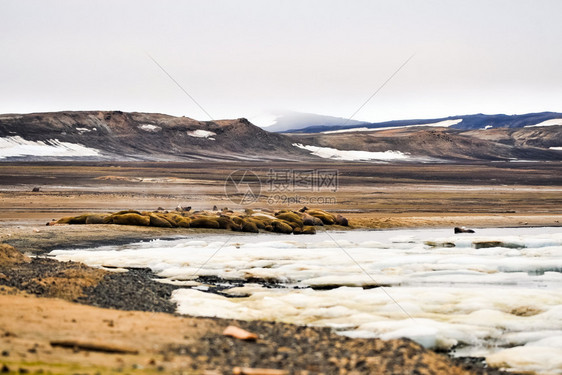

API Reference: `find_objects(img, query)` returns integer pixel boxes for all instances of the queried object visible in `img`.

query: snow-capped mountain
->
[285,112,562,133]
[249,110,367,132]
[1,110,560,162]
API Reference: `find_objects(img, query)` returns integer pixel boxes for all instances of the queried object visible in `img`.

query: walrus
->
[271,220,293,234]
[111,213,151,226]
[85,214,106,224]
[114,210,143,216]
[335,214,349,226]
[164,213,190,228]
[176,205,191,212]
[146,213,174,228]
[189,217,220,229]
[454,227,475,234]
[293,225,316,235]
[216,216,239,230]
[57,215,87,225]
[301,213,323,226]
[241,220,259,233]
[307,210,335,225]
[275,212,304,228]
[245,217,268,229]
[252,212,277,221]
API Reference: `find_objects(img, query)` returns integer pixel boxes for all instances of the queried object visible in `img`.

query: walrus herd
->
[50,207,349,235]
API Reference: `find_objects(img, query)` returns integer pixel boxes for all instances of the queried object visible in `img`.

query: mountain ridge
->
[283,112,562,133]
[1,110,560,162]
[0,110,313,162]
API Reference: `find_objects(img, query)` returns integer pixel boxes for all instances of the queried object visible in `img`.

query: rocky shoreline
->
[0,238,521,375]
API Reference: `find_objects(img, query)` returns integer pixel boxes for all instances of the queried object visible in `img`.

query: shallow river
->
[50,227,562,374]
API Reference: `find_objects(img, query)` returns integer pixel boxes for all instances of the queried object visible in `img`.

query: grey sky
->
[1,0,561,123]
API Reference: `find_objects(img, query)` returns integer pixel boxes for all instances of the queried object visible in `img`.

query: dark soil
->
[166,320,515,375]
[0,257,178,312]
[78,267,178,313]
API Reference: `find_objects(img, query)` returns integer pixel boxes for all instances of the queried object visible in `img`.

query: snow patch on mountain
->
[525,119,562,127]
[139,124,162,132]
[0,136,101,159]
[322,119,463,134]
[186,130,216,139]
[293,143,409,161]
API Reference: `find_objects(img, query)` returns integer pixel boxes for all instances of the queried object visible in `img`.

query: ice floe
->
[50,227,562,374]
[487,346,562,374]
[0,136,101,159]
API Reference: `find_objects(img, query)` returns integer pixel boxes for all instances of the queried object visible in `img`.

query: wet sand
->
[2,288,500,375]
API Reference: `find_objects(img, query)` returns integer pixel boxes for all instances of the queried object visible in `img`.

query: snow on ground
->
[50,227,562,374]
[0,136,101,159]
[525,119,562,127]
[322,127,372,134]
[293,143,409,161]
[138,124,162,132]
[322,119,463,134]
[75,127,94,134]
[186,130,216,139]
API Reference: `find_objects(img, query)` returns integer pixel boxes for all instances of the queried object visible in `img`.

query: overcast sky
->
[1,0,561,124]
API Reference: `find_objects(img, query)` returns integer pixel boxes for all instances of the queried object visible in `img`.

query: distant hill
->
[285,112,562,133]
[0,111,313,162]
[289,125,562,162]
[250,110,367,132]
[1,110,560,162]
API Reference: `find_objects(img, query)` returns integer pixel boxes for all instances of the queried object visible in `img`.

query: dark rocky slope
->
[1,110,560,162]
[0,111,313,161]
